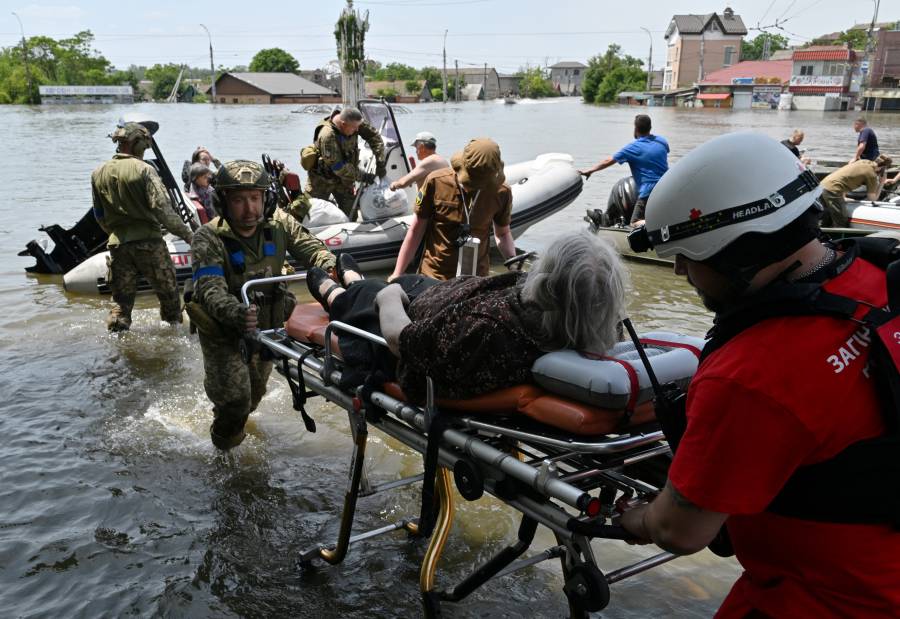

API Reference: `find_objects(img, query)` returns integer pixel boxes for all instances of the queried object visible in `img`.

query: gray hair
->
[339,107,363,123]
[521,232,628,353]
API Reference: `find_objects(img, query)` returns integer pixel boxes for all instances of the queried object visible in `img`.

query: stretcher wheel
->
[563,564,610,613]
[453,459,484,501]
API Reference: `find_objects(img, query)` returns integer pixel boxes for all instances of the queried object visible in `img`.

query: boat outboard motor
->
[606,176,637,225]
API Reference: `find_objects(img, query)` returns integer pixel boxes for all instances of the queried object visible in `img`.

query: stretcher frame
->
[241,275,679,617]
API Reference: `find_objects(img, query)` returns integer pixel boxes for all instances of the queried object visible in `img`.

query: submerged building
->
[38,85,133,104]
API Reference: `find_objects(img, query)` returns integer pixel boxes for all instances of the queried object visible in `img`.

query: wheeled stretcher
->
[241,274,704,618]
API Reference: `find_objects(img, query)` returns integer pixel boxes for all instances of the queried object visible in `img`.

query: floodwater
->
[1,98,899,618]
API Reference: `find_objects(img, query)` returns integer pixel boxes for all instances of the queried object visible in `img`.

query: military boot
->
[210,414,249,450]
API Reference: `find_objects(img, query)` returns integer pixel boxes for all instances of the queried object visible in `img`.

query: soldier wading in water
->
[91,121,194,331]
[187,160,335,450]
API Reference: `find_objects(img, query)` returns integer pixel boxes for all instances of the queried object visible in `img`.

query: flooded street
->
[1,99,899,617]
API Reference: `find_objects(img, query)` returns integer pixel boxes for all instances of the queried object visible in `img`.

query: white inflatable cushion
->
[531,331,706,409]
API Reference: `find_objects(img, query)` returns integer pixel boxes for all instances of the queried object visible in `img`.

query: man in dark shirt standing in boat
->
[579,114,669,225]
[388,138,516,281]
[852,117,880,163]
[91,121,194,332]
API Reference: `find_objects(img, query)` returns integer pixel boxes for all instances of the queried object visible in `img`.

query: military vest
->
[91,155,165,245]
[215,218,290,330]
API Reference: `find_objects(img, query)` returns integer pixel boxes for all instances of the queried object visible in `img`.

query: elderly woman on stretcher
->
[305,232,628,402]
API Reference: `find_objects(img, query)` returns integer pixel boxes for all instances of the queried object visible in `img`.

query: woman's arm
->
[389,215,429,281]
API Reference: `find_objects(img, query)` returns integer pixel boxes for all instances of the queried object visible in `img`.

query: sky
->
[0,0,890,74]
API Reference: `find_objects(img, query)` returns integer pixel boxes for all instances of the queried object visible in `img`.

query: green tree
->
[807,28,868,49]
[376,87,398,101]
[581,44,646,104]
[248,48,299,72]
[405,79,421,95]
[596,65,647,102]
[517,67,557,98]
[419,66,443,91]
[366,62,417,81]
[145,63,187,100]
[741,33,789,60]
[0,30,134,104]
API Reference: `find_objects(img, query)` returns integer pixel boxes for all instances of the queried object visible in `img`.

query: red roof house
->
[700,60,793,85]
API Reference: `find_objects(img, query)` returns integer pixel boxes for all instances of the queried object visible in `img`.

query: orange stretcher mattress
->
[285,303,657,435]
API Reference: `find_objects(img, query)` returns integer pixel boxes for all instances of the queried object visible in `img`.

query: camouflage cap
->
[214,160,269,191]
[110,121,151,143]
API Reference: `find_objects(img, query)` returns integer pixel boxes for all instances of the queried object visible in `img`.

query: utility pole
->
[200,24,216,102]
[454,59,460,102]
[762,32,771,61]
[11,12,33,104]
[442,29,448,104]
[861,0,881,110]
[640,26,653,90]
[483,62,487,100]
[699,29,705,82]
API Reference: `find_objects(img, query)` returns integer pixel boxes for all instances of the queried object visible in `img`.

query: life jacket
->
[681,237,900,527]
[217,220,290,331]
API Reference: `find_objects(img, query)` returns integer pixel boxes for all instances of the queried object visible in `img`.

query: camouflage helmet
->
[214,160,270,192]
[110,121,151,143]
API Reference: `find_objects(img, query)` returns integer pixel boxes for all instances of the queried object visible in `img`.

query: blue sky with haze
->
[1,1,890,73]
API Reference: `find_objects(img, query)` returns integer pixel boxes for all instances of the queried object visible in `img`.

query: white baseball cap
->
[411,131,437,147]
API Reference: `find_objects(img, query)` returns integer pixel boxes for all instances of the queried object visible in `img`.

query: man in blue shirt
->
[852,117,879,162]
[579,114,669,224]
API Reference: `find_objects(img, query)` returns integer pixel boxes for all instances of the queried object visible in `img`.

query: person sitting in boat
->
[781,129,811,165]
[305,231,627,402]
[579,114,669,225]
[819,154,892,228]
[388,138,516,282]
[389,132,449,191]
[181,146,221,190]
[187,163,216,224]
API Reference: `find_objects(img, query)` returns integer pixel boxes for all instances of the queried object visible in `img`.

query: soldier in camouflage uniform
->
[305,107,386,217]
[92,121,195,332]
[188,160,336,450]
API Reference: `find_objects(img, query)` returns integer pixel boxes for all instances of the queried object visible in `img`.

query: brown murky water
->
[2,99,898,617]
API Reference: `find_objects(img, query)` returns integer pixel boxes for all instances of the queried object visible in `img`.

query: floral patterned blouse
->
[397,271,545,402]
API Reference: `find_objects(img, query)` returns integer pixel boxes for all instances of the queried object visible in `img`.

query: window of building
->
[573,69,580,75]
[708,20,720,32]
[219,97,225,103]
[724,46,735,67]
[825,62,845,76]
[799,65,814,76]
[233,98,238,103]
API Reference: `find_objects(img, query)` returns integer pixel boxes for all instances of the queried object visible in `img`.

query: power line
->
[759,0,779,25]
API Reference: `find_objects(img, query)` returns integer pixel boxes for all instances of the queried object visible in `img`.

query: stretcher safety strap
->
[580,351,640,415]
[282,352,317,433]
[639,338,703,359]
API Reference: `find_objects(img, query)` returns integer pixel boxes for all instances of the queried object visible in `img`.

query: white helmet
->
[641,132,821,260]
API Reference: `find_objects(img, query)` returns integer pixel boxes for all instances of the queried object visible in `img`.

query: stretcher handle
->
[324,320,389,348]
[240,272,309,306]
